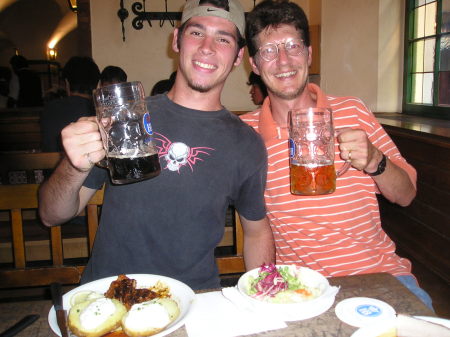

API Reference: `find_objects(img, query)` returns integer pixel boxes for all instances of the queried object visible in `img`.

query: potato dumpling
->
[121,298,180,337]
[68,297,127,337]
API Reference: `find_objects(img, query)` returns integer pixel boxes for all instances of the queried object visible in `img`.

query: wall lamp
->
[47,48,57,60]
[68,0,77,12]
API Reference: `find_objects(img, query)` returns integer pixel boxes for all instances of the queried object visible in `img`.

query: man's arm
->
[337,129,416,206]
[240,215,275,270]
[39,117,105,226]
[39,158,96,226]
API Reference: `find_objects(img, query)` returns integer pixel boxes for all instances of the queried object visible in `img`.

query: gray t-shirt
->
[81,94,267,289]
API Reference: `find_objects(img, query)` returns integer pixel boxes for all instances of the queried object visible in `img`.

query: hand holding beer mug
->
[93,81,161,185]
[289,107,350,195]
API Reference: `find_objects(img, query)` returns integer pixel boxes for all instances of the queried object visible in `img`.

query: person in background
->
[40,56,100,152]
[247,71,267,106]
[39,0,275,290]
[9,55,43,107]
[150,71,177,95]
[0,66,11,108]
[99,65,128,87]
[241,0,433,310]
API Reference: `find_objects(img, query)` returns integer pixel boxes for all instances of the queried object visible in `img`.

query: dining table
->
[0,272,436,337]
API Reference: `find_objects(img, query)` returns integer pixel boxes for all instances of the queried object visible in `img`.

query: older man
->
[241,0,432,309]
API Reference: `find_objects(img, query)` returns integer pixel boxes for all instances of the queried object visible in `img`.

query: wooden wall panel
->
[378,124,450,284]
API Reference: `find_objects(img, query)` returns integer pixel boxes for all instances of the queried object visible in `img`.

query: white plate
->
[415,316,450,328]
[351,316,450,337]
[236,265,339,321]
[48,274,196,337]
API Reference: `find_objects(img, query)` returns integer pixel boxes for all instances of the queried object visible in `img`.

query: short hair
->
[177,0,246,51]
[62,56,100,95]
[100,65,127,85]
[247,71,268,97]
[151,79,173,96]
[246,0,310,58]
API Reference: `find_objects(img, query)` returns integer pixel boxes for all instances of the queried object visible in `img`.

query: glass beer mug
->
[93,81,161,185]
[288,107,350,195]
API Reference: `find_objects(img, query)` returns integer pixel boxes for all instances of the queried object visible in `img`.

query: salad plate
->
[48,274,196,337]
[237,264,339,321]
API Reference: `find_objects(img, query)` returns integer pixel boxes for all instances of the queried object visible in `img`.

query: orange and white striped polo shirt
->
[241,83,416,277]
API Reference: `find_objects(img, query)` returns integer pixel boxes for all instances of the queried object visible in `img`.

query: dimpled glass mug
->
[288,107,349,195]
[93,81,161,185]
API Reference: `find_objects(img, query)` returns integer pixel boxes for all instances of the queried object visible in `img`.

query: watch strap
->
[367,154,387,176]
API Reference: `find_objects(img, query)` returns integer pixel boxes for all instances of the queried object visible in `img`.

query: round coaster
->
[335,297,396,327]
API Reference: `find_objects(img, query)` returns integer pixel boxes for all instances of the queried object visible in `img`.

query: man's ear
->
[233,47,245,66]
[172,28,180,53]
[249,57,261,75]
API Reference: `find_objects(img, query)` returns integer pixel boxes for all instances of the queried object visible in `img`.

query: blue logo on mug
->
[288,138,295,158]
[143,112,153,135]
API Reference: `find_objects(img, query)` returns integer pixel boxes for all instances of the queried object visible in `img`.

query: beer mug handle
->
[336,160,350,177]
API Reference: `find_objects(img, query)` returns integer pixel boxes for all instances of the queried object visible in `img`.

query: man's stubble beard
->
[187,79,212,93]
[269,80,307,100]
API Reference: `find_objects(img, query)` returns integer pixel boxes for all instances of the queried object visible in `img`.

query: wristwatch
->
[367,154,387,176]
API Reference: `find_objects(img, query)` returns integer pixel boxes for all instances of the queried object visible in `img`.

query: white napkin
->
[185,289,287,337]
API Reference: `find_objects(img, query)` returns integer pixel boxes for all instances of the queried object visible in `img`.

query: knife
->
[50,283,69,337]
[0,314,39,337]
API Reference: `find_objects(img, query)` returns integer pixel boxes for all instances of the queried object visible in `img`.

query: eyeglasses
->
[257,39,306,62]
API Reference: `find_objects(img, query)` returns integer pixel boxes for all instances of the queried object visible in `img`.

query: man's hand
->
[336,128,383,172]
[61,116,105,172]
[336,128,416,206]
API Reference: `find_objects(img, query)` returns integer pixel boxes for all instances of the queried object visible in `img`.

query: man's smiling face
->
[173,15,243,94]
[250,24,312,100]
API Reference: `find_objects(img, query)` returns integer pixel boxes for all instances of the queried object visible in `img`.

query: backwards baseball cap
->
[181,0,245,37]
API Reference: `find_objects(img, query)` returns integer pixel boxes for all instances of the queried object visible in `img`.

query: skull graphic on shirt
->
[154,132,214,173]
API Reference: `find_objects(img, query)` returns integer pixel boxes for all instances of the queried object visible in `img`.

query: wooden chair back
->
[0,151,103,288]
[216,210,245,275]
[0,108,42,152]
[0,184,104,288]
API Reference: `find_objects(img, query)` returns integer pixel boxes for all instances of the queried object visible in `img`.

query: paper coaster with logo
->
[335,297,396,328]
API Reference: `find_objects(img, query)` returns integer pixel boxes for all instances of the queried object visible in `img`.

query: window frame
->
[403,0,450,120]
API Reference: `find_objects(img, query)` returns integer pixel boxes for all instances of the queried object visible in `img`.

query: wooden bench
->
[0,108,42,152]
[375,113,450,285]
[0,151,63,184]
[0,152,245,287]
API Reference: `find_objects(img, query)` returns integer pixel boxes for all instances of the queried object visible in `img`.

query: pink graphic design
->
[154,132,214,173]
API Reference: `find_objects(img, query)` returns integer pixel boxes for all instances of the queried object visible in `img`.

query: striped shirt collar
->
[258,83,330,142]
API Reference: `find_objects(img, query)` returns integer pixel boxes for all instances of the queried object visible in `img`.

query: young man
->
[39,0,275,290]
[41,56,100,152]
[241,0,432,309]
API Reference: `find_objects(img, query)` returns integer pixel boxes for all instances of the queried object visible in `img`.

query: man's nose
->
[276,46,290,64]
[199,37,215,55]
